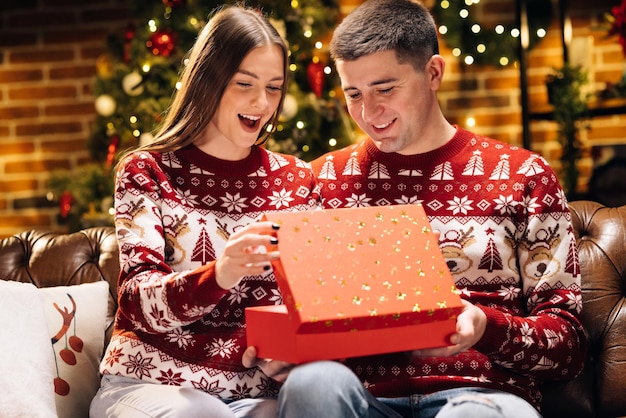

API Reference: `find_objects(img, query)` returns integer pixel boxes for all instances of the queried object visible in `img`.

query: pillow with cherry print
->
[41,281,110,418]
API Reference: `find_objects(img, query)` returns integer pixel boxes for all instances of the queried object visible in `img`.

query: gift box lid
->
[263,204,462,334]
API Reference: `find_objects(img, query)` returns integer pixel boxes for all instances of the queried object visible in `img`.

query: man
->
[305,0,587,417]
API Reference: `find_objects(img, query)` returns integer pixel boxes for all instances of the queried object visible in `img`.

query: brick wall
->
[1,0,625,238]
[435,0,626,194]
[0,0,130,237]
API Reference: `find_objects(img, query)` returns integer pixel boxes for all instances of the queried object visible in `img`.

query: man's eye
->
[346,92,361,100]
[379,87,393,94]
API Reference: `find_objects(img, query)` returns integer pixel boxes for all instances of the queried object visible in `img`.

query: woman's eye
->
[237,81,252,88]
[267,85,283,92]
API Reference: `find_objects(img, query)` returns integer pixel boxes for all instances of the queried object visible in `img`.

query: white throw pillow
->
[40,281,110,418]
[0,280,58,418]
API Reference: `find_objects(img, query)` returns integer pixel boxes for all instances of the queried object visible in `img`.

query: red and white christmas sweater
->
[100,144,320,401]
[310,127,587,410]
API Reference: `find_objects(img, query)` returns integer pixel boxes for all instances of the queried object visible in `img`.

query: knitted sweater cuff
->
[473,305,510,354]
[192,261,229,305]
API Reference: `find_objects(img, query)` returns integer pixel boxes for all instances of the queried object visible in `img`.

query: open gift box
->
[245,204,463,364]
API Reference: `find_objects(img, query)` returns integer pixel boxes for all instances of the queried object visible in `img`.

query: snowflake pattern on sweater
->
[310,128,587,410]
[100,144,320,401]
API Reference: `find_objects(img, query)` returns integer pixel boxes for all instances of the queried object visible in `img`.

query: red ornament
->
[146,29,176,57]
[124,23,136,63]
[163,0,185,7]
[307,61,325,98]
[609,0,626,57]
[106,134,120,167]
[59,190,73,218]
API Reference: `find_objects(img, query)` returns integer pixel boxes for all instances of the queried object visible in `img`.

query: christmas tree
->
[51,0,355,230]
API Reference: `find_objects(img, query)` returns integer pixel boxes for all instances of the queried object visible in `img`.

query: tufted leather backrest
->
[0,227,120,344]
[1,202,625,417]
[541,201,626,418]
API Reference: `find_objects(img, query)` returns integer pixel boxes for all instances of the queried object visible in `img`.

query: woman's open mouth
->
[239,114,261,130]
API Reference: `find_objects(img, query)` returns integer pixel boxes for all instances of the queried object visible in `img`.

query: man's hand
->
[411,299,486,358]
[242,346,294,383]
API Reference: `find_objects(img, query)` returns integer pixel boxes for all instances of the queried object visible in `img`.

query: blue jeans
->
[376,388,542,418]
[90,361,375,417]
[277,360,398,417]
[278,362,541,418]
[90,361,541,418]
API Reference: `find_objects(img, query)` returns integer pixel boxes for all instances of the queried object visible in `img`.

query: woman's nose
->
[252,89,269,110]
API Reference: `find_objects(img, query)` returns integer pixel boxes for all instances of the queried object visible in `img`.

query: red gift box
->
[245,204,463,364]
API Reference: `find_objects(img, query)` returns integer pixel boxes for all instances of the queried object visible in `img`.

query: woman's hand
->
[215,221,280,289]
[411,299,486,358]
[242,346,294,383]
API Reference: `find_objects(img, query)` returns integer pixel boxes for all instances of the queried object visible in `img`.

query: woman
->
[89,5,320,417]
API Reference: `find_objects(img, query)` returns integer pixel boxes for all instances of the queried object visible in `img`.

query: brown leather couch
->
[1,201,624,418]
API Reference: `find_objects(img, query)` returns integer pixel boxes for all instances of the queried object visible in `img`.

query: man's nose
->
[361,97,382,122]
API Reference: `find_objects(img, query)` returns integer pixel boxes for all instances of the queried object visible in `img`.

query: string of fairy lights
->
[433,0,552,67]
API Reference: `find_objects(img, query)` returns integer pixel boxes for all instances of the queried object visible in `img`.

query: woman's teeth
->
[240,114,260,128]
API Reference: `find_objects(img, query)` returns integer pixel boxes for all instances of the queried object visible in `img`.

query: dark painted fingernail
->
[272,223,280,230]
[270,237,278,244]
[263,265,271,271]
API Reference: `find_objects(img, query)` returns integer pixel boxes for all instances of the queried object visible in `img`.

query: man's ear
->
[426,55,445,91]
